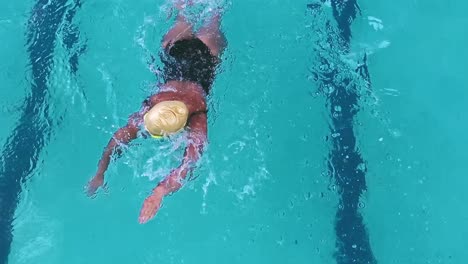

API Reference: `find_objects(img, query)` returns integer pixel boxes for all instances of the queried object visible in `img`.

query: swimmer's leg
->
[197,11,226,57]
[162,0,195,49]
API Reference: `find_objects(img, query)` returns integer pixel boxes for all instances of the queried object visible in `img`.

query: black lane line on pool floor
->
[308,1,377,263]
[0,1,83,262]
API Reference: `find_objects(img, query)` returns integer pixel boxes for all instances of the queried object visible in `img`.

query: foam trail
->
[0,1,83,262]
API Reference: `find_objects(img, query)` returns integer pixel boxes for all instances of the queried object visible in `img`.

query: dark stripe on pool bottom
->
[308,1,377,263]
[329,1,376,263]
[330,0,361,47]
[0,1,82,262]
[328,78,376,264]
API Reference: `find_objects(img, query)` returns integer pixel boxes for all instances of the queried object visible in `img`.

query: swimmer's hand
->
[87,174,104,197]
[139,189,164,224]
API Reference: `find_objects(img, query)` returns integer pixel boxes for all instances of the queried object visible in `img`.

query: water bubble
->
[332,133,340,138]
[357,163,366,171]
[390,129,401,138]
[276,236,285,246]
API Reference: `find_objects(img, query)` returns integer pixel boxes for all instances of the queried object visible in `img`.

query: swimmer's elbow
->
[114,125,138,143]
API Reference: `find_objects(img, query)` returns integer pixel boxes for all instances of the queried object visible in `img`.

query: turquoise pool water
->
[1,0,468,263]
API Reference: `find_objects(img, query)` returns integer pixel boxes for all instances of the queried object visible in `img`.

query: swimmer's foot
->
[139,192,163,224]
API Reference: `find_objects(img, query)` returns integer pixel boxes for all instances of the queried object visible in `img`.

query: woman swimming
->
[87,1,226,224]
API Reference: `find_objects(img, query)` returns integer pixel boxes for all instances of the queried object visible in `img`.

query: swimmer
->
[87,1,226,224]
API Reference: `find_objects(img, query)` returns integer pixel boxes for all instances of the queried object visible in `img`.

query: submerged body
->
[87,2,226,224]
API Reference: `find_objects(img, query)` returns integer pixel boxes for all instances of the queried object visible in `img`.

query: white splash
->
[97,65,119,126]
[356,40,391,58]
[134,15,156,55]
[126,132,188,181]
[228,110,271,200]
[382,87,400,97]
[165,0,229,26]
[368,16,384,31]
[378,40,391,49]
[227,140,246,154]
[200,171,217,214]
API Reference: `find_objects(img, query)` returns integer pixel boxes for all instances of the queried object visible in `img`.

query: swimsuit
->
[160,38,218,94]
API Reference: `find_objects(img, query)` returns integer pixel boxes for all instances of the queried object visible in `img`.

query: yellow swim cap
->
[143,100,189,138]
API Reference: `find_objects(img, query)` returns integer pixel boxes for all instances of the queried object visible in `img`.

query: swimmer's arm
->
[93,99,152,178]
[157,113,207,196]
[95,122,140,177]
[88,113,141,195]
[138,113,207,223]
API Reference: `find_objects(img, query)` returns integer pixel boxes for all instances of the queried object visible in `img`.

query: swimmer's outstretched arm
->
[138,113,207,224]
[87,113,142,196]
